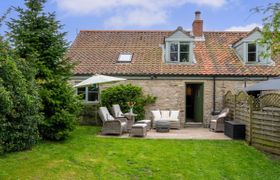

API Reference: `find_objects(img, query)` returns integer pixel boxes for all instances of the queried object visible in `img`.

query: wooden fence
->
[224,91,280,155]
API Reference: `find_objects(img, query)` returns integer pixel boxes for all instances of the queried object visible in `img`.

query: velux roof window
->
[117,53,133,63]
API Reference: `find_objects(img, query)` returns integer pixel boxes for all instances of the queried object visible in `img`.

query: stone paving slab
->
[98,128,231,140]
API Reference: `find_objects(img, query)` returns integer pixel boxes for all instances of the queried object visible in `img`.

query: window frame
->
[117,53,133,63]
[247,43,258,63]
[169,42,179,62]
[179,42,190,62]
[76,85,99,103]
[166,41,191,63]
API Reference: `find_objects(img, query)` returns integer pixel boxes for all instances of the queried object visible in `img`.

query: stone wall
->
[98,78,261,127]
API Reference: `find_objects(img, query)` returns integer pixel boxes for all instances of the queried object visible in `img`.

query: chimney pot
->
[195,11,201,20]
[192,11,203,37]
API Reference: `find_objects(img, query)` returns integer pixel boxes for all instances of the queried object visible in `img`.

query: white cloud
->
[105,9,168,28]
[55,0,228,28]
[225,23,262,31]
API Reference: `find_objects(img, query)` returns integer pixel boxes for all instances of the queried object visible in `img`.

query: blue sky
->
[0,0,277,43]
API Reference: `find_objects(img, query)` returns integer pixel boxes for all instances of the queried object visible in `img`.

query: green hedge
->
[0,39,42,153]
[101,84,156,120]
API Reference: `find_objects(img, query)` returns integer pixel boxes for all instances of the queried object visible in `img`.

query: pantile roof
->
[67,30,280,76]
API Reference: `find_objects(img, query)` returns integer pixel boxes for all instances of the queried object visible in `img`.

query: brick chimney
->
[192,11,203,37]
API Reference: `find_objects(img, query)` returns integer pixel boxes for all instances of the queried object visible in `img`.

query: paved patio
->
[98,128,231,140]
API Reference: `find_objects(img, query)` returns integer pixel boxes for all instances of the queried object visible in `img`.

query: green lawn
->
[0,126,279,179]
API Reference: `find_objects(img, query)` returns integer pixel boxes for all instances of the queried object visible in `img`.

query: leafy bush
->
[0,39,42,153]
[101,84,156,120]
[79,104,102,126]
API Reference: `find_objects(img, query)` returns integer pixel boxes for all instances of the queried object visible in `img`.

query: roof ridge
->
[204,31,249,33]
[80,30,173,32]
[79,30,250,33]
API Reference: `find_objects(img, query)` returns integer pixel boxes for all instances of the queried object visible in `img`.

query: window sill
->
[165,61,195,65]
[245,62,274,66]
[83,101,100,105]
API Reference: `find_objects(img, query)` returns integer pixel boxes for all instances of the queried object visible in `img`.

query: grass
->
[0,126,280,179]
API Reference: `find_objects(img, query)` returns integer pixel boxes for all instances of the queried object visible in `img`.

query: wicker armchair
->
[98,107,127,135]
[209,108,230,132]
[111,104,127,119]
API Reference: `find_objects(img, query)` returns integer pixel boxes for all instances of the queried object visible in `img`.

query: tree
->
[0,12,42,153]
[254,3,280,56]
[7,0,82,141]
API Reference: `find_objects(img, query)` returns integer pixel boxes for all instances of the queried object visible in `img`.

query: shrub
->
[79,104,102,126]
[0,39,42,153]
[101,84,156,120]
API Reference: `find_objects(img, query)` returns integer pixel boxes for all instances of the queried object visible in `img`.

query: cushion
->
[99,107,115,121]
[112,104,123,117]
[151,110,161,120]
[161,110,170,119]
[170,110,179,120]
[218,112,227,118]
[117,112,124,117]
[138,120,151,123]
[107,114,115,121]
[132,123,147,128]
[168,119,180,122]
[121,122,127,127]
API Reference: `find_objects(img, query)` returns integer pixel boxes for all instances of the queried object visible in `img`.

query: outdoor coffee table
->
[155,120,170,132]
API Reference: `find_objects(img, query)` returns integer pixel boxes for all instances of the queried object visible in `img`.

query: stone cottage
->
[67,11,280,127]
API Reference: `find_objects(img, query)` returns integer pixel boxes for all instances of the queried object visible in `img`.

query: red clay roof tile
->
[67,30,280,76]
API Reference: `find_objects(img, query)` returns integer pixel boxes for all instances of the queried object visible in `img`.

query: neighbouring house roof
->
[67,30,280,76]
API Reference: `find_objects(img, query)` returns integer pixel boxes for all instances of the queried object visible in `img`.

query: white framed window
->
[117,53,133,63]
[233,29,273,65]
[247,43,257,63]
[77,85,99,103]
[167,42,190,63]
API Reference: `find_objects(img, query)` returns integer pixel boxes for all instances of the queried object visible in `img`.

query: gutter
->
[211,76,227,115]
[212,76,218,115]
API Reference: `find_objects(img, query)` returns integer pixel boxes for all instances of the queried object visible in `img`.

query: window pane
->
[248,43,256,62]
[118,53,132,62]
[170,53,178,61]
[87,85,99,102]
[88,92,98,101]
[77,87,86,100]
[88,85,98,92]
[180,44,189,52]
[170,43,178,52]
[248,43,256,52]
[248,53,256,62]
[180,53,189,62]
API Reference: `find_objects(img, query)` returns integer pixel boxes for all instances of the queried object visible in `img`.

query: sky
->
[0,0,278,43]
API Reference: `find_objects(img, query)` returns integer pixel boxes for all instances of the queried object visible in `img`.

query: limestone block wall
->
[70,75,265,127]
[98,79,261,127]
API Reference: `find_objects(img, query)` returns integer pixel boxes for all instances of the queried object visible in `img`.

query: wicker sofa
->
[151,110,180,129]
[98,107,127,135]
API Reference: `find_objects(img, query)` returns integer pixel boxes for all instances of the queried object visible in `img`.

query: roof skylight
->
[118,53,133,62]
